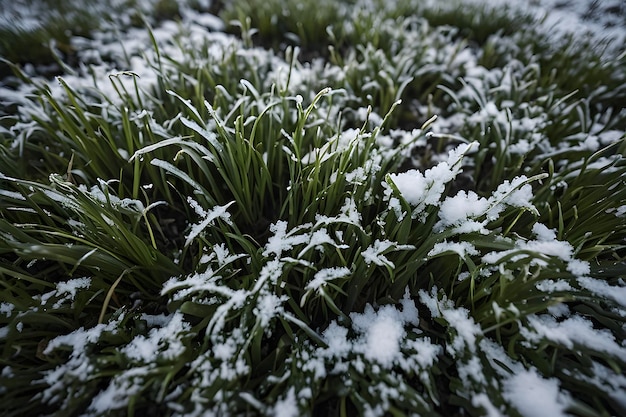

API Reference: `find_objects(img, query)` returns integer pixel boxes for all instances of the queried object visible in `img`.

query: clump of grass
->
[0,0,213,79]
[1,1,625,416]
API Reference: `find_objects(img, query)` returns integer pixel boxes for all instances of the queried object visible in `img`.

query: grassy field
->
[1,0,625,416]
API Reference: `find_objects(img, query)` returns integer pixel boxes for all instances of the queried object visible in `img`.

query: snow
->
[563,362,626,410]
[272,387,299,417]
[428,241,479,258]
[361,307,405,367]
[361,239,415,268]
[437,191,491,227]
[566,259,591,276]
[387,169,429,206]
[481,221,592,279]
[458,356,487,387]
[521,314,626,357]
[472,393,504,417]
[263,221,311,258]
[297,228,348,258]
[253,292,287,328]
[87,367,150,414]
[54,277,91,298]
[441,306,482,355]
[503,368,570,417]
[321,322,352,360]
[43,320,120,356]
[577,277,626,307]
[0,303,15,318]
[1,0,624,414]
[383,144,472,212]
[39,277,92,309]
[418,289,483,355]
[313,289,440,377]
[122,312,190,362]
[305,267,351,292]
[535,279,572,293]
[184,200,235,247]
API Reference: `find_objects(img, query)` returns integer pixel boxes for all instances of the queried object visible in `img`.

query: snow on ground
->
[461,0,626,47]
[1,0,625,415]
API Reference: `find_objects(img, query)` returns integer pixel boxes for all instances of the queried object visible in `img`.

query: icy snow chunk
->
[300,128,360,165]
[210,243,247,267]
[398,288,420,326]
[314,197,362,227]
[458,356,486,387]
[139,313,171,328]
[185,12,225,31]
[385,143,475,217]
[503,368,570,417]
[213,338,237,362]
[161,268,221,299]
[387,169,428,206]
[566,362,626,409]
[55,277,91,299]
[532,223,556,241]
[297,228,348,258]
[481,222,585,272]
[362,308,405,367]
[0,189,26,200]
[90,180,146,212]
[438,191,490,227]
[441,306,482,354]
[253,259,285,292]
[525,241,571,261]
[547,303,570,318]
[318,289,425,372]
[566,259,590,276]
[599,129,624,145]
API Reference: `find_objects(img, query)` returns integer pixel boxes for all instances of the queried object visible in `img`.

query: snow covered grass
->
[1,0,625,416]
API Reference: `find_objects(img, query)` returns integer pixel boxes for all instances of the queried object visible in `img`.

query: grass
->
[1,0,625,416]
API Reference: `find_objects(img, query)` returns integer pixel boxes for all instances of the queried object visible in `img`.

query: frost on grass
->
[184,199,235,246]
[288,289,443,416]
[1,0,625,416]
[481,221,592,280]
[361,239,415,268]
[39,277,91,309]
[122,312,190,362]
